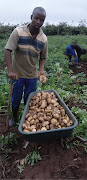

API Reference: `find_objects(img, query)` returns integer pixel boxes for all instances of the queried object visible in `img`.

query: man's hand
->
[38,71,47,84]
[8,72,19,80]
[38,71,46,78]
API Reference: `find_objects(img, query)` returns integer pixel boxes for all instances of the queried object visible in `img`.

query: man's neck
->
[29,24,39,36]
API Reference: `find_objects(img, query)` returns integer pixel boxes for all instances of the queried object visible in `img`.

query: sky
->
[0,0,87,26]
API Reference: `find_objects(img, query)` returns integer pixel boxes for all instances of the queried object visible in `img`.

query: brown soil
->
[0,60,87,180]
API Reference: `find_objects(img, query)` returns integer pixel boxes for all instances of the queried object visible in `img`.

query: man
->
[66,44,87,66]
[5,7,48,126]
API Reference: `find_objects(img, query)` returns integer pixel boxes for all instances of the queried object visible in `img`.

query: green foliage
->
[71,107,87,139]
[0,39,7,67]
[0,21,87,40]
[76,72,87,83]
[42,21,87,36]
[0,25,16,38]
[24,151,41,166]
[18,165,24,173]
[0,132,18,146]
[66,141,87,153]
[2,153,11,162]
[0,69,10,113]
[17,150,41,173]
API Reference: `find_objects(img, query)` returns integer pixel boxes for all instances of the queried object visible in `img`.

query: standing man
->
[5,7,48,126]
[66,44,87,67]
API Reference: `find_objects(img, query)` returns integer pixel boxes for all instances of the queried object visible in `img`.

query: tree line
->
[0,20,87,38]
[42,20,87,36]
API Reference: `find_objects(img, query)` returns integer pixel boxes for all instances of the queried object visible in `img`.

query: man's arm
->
[5,49,18,80]
[39,58,46,77]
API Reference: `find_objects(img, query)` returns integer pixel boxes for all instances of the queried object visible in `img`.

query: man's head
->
[30,7,46,29]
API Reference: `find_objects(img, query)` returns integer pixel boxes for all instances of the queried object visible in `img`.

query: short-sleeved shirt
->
[66,45,76,56]
[5,24,48,79]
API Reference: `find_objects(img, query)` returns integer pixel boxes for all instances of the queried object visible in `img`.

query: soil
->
[0,60,87,180]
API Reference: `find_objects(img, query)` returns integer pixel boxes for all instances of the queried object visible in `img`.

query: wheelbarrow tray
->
[18,90,78,142]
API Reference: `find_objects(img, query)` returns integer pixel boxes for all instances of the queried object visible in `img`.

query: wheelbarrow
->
[18,90,78,142]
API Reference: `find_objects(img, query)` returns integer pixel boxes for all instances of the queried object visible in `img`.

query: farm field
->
[0,35,87,179]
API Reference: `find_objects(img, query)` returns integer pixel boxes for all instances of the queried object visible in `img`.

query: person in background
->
[65,44,87,67]
[5,7,48,126]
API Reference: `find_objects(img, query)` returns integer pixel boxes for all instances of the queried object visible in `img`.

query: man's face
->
[31,11,46,29]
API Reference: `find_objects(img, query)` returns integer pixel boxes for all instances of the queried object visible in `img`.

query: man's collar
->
[23,23,43,35]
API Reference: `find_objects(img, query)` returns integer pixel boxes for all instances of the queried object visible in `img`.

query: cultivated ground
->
[0,60,87,180]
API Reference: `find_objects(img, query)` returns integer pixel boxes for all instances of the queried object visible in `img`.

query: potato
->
[41,127,47,131]
[53,102,59,107]
[39,116,44,122]
[41,94,47,100]
[58,125,62,128]
[43,114,47,120]
[25,113,30,119]
[66,122,71,127]
[46,124,50,130]
[46,112,51,116]
[35,97,40,103]
[50,124,55,130]
[51,99,56,104]
[70,120,73,125]
[22,123,27,129]
[46,115,51,121]
[63,119,68,125]
[53,113,60,119]
[60,108,65,115]
[30,119,35,125]
[32,128,36,132]
[40,100,47,109]
[60,122,65,127]
[33,114,37,119]
[42,121,49,127]
[29,106,35,110]
[36,108,41,112]
[27,116,32,122]
[23,129,30,133]
[45,109,52,113]
[51,118,58,125]
[37,129,41,132]
[36,92,41,97]
[35,119,39,124]
[39,75,47,84]
[50,92,56,97]
[47,98,51,104]
[27,126,31,131]
[36,122,42,129]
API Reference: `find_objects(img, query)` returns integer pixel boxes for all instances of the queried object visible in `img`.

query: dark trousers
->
[11,78,37,119]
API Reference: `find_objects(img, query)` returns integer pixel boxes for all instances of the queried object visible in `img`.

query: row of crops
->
[0,35,87,141]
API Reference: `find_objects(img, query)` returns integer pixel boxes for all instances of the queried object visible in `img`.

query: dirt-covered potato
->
[39,75,47,84]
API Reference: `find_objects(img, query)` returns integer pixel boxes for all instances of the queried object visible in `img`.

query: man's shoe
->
[9,118,15,127]
[75,64,81,68]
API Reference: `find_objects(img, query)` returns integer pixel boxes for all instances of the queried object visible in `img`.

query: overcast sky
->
[0,0,87,26]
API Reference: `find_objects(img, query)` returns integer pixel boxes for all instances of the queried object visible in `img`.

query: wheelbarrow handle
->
[6,82,16,130]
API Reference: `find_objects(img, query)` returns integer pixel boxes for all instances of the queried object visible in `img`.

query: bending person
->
[66,44,87,66]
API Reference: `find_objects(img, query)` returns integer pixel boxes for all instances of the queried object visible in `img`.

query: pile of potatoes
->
[22,91,73,133]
